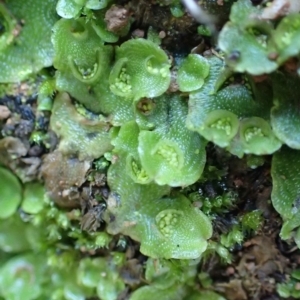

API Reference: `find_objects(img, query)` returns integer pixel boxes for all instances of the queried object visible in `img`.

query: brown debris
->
[216,279,247,300]
[19,157,42,180]
[252,74,269,83]
[41,150,91,208]
[0,136,28,160]
[215,236,287,300]
[120,259,143,286]
[241,236,287,273]
[0,137,41,182]
[167,70,179,93]
[233,236,287,299]
[261,0,300,20]
[105,5,130,33]
[0,105,11,120]
[283,57,299,74]
[80,203,106,232]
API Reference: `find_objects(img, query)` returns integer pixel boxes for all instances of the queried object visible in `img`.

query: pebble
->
[0,105,11,120]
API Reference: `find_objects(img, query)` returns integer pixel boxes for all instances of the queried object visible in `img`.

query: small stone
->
[226,266,235,276]
[105,5,130,33]
[159,31,166,39]
[0,105,11,120]
[28,145,44,157]
[131,29,144,38]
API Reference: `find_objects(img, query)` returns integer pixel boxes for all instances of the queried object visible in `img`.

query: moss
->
[0,0,58,82]
[0,167,22,219]
[52,18,107,83]
[277,269,300,298]
[177,54,210,92]
[198,110,239,148]
[271,73,300,149]
[105,150,212,259]
[186,55,277,156]
[271,146,300,246]
[138,95,206,186]
[240,210,263,231]
[50,93,112,160]
[271,14,300,64]
[56,0,110,19]
[109,38,171,99]
[0,254,47,300]
[2,0,300,298]
[239,117,282,155]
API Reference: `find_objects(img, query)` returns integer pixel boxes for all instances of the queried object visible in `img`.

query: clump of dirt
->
[41,150,91,208]
[200,152,297,300]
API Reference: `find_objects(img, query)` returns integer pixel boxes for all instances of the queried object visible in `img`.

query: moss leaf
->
[106,154,212,259]
[77,257,125,300]
[92,11,119,43]
[238,117,282,155]
[271,73,300,149]
[56,0,82,19]
[218,0,278,75]
[0,216,32,252]
[187,56,273,153]
[271,146,300,220]
[130,285,186,300]
[21,182,45,214]
[272,14,300,64]
[177,54,210,92]
[0,254,46,300]
[50,93,112,160]
[229,0,260,24]
[138,95,206,186]
[52,18,107,84]
[112,121,152,184]
[218,22,277,75]
[186,291,226,300]
[0,167,22,219]
[271,146,300,243]
[109,38,171,99]
[0,0,58,82]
